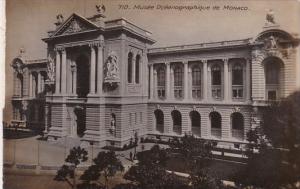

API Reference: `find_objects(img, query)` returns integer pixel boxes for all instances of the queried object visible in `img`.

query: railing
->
[232,129,244,140]
[212,85,222,99]
[157,86,165,99]
[174,86,183,99]
[211,128,221,139]
[232,85,244,99]
[191,126,201,137]
[173,125,182,135]
[192,86,201,99]
[156,124,164,133]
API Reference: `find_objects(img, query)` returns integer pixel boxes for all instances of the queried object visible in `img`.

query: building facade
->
[10,9,300,148]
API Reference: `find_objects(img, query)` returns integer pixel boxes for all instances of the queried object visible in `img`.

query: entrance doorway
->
[74,107,86,137]
[76,55,90,98]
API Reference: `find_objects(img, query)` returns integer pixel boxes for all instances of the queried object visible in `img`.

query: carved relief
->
[104,51,120,84]
[63,19,87,34]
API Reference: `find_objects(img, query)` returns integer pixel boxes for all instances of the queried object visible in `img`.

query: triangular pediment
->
[52,13,99,37]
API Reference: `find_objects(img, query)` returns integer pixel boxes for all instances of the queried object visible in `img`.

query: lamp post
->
[90,142,94,165]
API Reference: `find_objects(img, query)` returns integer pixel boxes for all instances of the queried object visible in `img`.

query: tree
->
[235,91,300,188]
[124,145,189,189]
[54,146,88,189]
[169,134,213,171]
[80,150,124,189]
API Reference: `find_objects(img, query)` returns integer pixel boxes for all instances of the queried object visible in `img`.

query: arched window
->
[174,65,183,99]
[232,63,244,99]
[231,112,244,140]
[128,53,133,83]
[265,60,281,100]
[211,64,222,99]
[210,111,221,138]
[76,55,90,98]
[171,110,182,135]
[135,55,140,84]
[154,109,164,133]
[192,65,201,99]
[266,62,280,85]
[190,111,201,136]
[157,66,166,99]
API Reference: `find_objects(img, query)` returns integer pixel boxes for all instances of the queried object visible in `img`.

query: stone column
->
[37,72,42,94]
[153,70,157,99]
[132,56,136,84]
[89,46,96,95]
[184,61,189,100]
[97,45,104,95]
[165,62,170,99]
[149,64,154,100]
[202,60,208,101]
[29,72,33,97]
[73,66,77,95]
[246,58,251,101]
[55,50,61,94]
[61,49,67,94]
[223,58,229,101]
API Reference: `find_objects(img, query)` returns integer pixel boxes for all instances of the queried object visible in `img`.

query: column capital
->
[165,62,170,66]
[183,61,189,65]
[54,46,65,52]
[89,41,104,48]
[201,59,207,64]
[223,58,229,63]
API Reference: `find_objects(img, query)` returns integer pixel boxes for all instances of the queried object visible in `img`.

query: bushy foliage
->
[235,91,300,188]
[54,146,88,189]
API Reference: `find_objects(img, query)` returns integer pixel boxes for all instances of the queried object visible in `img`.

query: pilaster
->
[97,44,104,95]
[183,61,189,100]
[89,45,96,95]
[165,62,170,99]
[149,64,154,100]
[61,49,67,94]
[223,58,229,101]
[202,60,208,101]
[55,50,61,94]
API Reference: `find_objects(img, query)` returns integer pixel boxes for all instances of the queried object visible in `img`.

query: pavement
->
[3,135,159,172]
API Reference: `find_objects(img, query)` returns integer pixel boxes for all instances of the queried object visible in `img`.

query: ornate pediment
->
[52,14,99,37]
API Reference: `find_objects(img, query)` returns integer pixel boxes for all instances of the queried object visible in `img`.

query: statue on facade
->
[56,14,64,24]
[104,51,120,84]
[265,35,278,49]
[46,56,55,82]
[96,4,106,14]
[266,9,275,24]
[110,114,116,135]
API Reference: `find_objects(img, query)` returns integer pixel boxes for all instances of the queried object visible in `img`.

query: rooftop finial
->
[266,9,275,24]
[19,47,25,57]
[96,4,106,14]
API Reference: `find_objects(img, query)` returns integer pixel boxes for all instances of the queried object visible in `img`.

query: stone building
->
[10,8,300,148]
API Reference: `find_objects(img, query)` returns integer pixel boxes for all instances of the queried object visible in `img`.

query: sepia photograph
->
[2,0,300,188]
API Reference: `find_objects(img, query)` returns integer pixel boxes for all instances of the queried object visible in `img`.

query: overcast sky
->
[3,0,300,120]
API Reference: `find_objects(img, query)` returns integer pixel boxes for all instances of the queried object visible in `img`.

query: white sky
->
[3,0,300,120]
